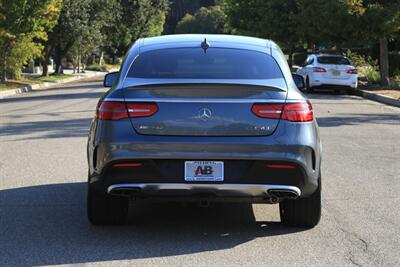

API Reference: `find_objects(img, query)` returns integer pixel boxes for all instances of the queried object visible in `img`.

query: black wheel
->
[306,77,314,93]
[279,174,321,228]
[87,185,129,225]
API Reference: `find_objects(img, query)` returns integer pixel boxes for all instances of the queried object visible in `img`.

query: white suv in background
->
[296,54,358,92]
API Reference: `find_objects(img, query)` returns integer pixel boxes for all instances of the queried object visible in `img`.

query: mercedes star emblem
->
[199,108,212,121]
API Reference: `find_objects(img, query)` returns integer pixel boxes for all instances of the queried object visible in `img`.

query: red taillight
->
[251,104,283,119]
[347,69,357,74]
[126,102,158,118]
[112,163,143,167]
[96,101,128,120]
[313,67,326,73]
[96,101,158,120]
[266,164,296,169]
[282,103,314,122]
[251,102,313,122]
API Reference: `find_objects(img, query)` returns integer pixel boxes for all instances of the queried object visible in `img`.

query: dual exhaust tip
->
[267,189,299,200]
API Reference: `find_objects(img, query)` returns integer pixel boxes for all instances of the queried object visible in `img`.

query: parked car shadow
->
[0,182,306,266]
[0,117,92,140]
[0,90,104,104]
[316,113,400,127]
[305,92,400,127]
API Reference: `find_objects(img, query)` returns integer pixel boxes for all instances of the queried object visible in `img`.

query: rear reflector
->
[347,69,357,74]
[96,101,158,120]
[126,102,158,118]
[266,164,296,169]
[252,102,313,122]
[96,101,128,120]
[313,67,327,73]
[112,163,143,167]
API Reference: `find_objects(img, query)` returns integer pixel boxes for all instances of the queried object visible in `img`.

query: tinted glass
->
[317,56,350,65]
[127,48,283,79]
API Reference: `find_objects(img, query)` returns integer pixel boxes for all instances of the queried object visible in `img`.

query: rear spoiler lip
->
[103,97,292,103]
[121,78,287,92]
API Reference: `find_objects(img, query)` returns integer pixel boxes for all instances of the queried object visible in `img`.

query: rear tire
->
[306,77,314,93]
[279,175,321,228]
[87,185,129,225]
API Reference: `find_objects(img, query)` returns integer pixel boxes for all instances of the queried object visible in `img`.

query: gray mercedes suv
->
[87,34,322,227]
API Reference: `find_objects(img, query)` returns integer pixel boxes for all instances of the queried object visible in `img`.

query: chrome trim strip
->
[107,183,301,197]
[258,110,282,114]
[103,98,300,104]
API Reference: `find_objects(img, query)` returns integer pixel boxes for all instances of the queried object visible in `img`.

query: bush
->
[394,72,400,82]
[347,50,380,84]
[86,64,108,72]
[359,65,381,84]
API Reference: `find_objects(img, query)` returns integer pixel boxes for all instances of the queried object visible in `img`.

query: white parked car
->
[296,54,358,92]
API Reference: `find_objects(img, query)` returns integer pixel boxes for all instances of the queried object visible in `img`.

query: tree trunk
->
[42,62,49,77]
[53,46,71,75]
[379,37,390,86]
[41,52,51,77]
[41,45,51,77]
[289,53,294,69]
[1,44,11,82]
[1,52,6,82]
[54,55,64,75]
[77,54,81,73]
[99,51,104,65]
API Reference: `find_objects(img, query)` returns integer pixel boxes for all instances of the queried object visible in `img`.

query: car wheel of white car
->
[306,77,314,93]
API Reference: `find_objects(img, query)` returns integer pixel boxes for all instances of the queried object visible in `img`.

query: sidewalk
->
[0,70,107,99]
[350,88,400,108]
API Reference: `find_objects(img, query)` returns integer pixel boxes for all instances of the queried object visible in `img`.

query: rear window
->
[127,48,283,79]
[317,56,351,65]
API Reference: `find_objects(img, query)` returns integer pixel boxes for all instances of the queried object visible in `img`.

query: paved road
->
[1,80,399,267]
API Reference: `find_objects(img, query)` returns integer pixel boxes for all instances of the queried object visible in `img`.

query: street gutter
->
[0,71,107,99]
[349,89,400,108]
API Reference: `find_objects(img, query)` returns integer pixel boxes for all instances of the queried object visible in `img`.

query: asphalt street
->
[1,79,399,266]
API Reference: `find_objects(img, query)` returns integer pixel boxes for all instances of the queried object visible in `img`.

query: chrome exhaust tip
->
[109,186,141,197]
[267,189,300,199]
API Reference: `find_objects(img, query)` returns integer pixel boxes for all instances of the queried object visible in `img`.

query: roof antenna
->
[201,38,210,53]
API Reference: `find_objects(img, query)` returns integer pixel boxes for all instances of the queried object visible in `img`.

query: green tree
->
[0,0,61,81]
[224,0,365,66]
[361,0,400,86]
[296,0,364,51]
[164,0,216,33]
[98,0,169,63]
[176,6,227,34]
[42,0,119,75]
[224,0,302,66]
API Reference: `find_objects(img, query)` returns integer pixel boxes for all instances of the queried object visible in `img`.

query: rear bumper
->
[88,119,322,200]
[310,74,358,88]
[108,183,300,200]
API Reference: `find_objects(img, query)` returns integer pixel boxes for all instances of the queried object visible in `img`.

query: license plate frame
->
[184,161,224,182]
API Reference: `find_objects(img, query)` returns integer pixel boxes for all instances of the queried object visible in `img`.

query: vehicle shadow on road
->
[0,117,92,140]
[316,113,400,127]
[0,90,104,104]
[0,182,306,266]
[305,93,400,127]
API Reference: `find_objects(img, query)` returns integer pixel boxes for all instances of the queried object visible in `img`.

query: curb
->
[0,71,106,99]
[349,89,400,108]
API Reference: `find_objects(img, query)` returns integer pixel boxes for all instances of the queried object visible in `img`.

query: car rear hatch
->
[121,79,288,136]
[317,56,355,80]
[321,64,354,80]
